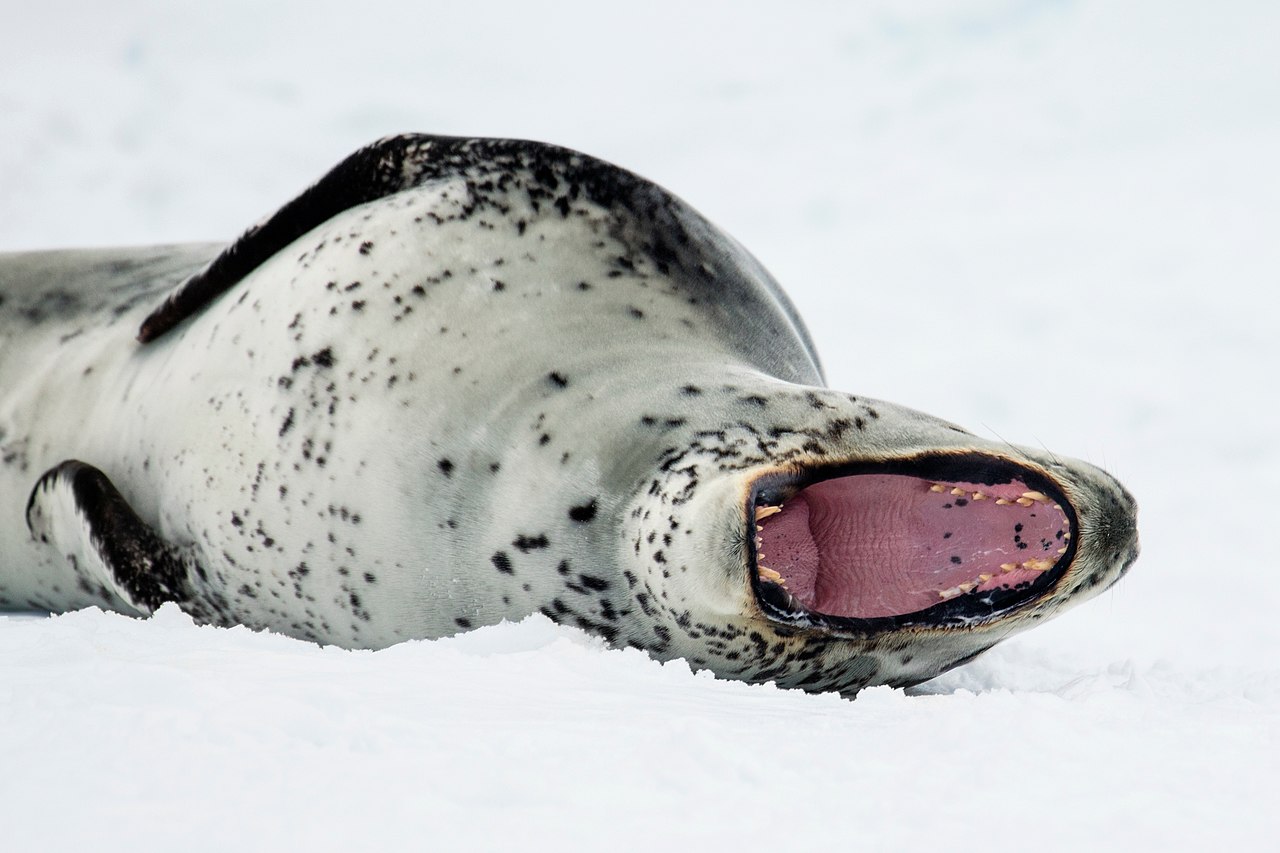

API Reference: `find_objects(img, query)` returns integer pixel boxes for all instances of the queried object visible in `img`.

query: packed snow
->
[1,1,1276,850]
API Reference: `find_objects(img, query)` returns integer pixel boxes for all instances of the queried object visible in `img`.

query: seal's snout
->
[1103,485,1140,583]
[1055,459,1139,597]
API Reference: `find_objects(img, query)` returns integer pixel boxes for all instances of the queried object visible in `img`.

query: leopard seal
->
[0,134,1138,696]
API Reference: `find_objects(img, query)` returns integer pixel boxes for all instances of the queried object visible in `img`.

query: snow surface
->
[1,1,1276,849]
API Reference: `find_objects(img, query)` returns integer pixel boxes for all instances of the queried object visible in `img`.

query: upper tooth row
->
[762,488,1060,511]
[931,484,1063,512]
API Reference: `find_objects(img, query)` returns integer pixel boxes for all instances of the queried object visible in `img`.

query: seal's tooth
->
[1015,497,1035,507]
[950,487,966,496]
[754,505,782,522]
[759,565,785,584]
[996,498,1011,506]
[1022,558,1054,572]
[1000,563,1018,572]
[958,582,976,594]
[930,484,946,493]
[972,491,987,500]
[938,587,962,600]
[1022,490,1049,502]
[978,573,993,582]
[1057,547,1068,555]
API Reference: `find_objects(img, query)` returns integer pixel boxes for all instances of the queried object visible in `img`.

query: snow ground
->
[1,1,1277,850]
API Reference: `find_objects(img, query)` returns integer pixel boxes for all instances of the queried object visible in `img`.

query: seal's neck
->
[600,374,904,650]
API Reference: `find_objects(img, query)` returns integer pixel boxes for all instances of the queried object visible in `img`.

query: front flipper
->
[26,461,197,615]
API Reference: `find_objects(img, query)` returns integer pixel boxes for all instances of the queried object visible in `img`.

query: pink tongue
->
[755,475,1068,618]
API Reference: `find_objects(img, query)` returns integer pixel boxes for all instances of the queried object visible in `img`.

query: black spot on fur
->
[491,552,514,574]
[568,500,597,523]
[438,458,454,477]
[513,534,549,552]
[805,391,833,409]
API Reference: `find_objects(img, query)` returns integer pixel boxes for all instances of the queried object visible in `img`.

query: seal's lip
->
[745,452,1079,635]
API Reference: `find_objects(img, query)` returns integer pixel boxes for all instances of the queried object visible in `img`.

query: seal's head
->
[620,388,1138,697]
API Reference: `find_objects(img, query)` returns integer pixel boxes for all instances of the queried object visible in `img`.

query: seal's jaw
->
[747,454,1082,633]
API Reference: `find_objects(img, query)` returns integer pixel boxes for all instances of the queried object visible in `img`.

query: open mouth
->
[748,455,1076,630]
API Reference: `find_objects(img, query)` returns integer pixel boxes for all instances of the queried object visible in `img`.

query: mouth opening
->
[748,454,1076,630]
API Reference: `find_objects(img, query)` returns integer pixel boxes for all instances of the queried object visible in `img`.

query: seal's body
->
[0,136,1137,695]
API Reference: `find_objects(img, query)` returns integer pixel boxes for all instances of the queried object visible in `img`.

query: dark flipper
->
[26,461,198,614]
[134,134,823,383]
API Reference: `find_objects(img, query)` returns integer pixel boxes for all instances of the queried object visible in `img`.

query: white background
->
[1,1,1276,850]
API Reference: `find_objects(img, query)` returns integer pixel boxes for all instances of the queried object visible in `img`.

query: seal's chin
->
[748,454,1077,630]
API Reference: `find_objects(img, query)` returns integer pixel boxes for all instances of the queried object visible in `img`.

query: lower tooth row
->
[999,559,1054,572]
[940,558,1058,600]
[938,582,977,600]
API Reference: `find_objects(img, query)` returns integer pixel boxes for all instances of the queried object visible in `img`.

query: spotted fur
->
[0,135,1138,695]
